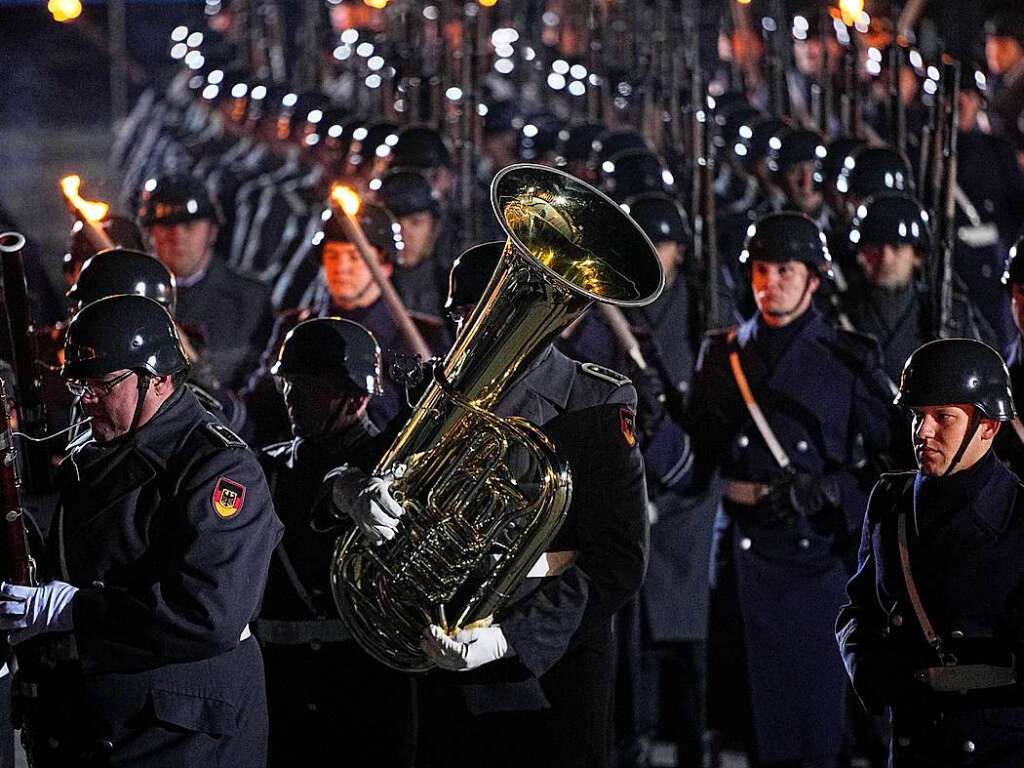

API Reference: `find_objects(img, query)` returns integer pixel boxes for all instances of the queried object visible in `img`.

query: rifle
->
[763,0,789,118]
[888,3,907,153]
[935,58,960,339]
[0,233,50,493]
[816,5,835,134]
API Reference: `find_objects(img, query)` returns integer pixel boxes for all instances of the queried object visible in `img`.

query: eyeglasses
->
[66,370,135,399]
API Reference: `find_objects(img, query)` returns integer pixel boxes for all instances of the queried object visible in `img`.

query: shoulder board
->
[580,362,631,387]
[204,421,248,449]
[188,383,225,414]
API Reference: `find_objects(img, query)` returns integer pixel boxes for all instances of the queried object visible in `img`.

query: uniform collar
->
[913,449,1016,535]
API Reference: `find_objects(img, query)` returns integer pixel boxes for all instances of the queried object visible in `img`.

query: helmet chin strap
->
[942,410,983,477]
[765,271,814,320]
[127,373,151,436]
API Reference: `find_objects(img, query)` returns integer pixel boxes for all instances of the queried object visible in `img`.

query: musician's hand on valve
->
[0,581,78,644]
[330,467,404,545]
[420,624,513,671]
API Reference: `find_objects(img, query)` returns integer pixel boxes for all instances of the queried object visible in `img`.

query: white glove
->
[420,624,513,672]
[331,467,405,545]
[0,581,78,644]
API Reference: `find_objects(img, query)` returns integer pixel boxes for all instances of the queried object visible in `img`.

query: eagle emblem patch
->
[620,407,637,448]
[212,477,246,519]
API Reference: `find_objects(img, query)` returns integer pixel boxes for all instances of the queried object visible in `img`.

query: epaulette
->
[834,326,881,357]
[204,421,248,449]
[188,383,225,414]
[580,362,631,387]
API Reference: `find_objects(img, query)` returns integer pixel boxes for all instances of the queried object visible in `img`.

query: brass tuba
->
[330,164,664,671]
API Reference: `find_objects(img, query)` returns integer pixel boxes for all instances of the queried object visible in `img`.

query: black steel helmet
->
[735,116,789,167]
[836,146,914,197]
[849,193,932,253]
[624,193,691,245]
[767,128,826,174]
[894,338,1015,421]
[445,241,504,313]
[1001,235,1024,289]
[517,112,564,161]
[555,120,605,166]
[600,149,675,201]
[985,10,1024,44]
[315,204,402,262]
[63,215,146,277]
[376,169,440,219]
[137,174,224,227]
[483,99,519,135]
[62,295,188,380]
[67,249,177,313]
[739,211,832,274]
[815,136,868,187]
[348,120,399,169]
[589,128,650,170]
[271,317,382,396]
[389,125,453,169]
[715,105,764,152]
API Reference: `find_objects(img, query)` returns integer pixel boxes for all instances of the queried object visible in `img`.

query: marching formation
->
[4,0,1024,766]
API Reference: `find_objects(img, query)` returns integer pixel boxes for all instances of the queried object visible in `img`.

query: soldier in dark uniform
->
[837,338,1024,767]
[138,173,275,391]
[254,318,414,767]
[844,193,996,384]
[985,10,1024,153]
[2,295,282,767]
[766,127,828,220]
[955,62,1024,356]
[376,169,449,316]
[560,194,723,767]
[995,237,1024,477]
[245,201,445,444]
[330,241,649,768]
[686,212,895,767]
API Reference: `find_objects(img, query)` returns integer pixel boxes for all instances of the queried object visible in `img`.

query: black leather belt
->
[253,618,351,645]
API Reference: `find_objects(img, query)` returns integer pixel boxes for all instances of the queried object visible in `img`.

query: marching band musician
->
[1,295,282,766]
[329,241,649,768]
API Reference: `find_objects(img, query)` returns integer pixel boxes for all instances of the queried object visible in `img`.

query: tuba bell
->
[330,164,664,671]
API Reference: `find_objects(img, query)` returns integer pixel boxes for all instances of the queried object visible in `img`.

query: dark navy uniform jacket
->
[176,257,275,392]
[686,306,895,762]
[28,387,283,767]
[838,453,1024,766]
[257,418,415,768]
[416,346,648,768]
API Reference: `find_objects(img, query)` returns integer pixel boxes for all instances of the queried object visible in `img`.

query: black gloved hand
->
[631,365,667,441]
[769,472,841,518]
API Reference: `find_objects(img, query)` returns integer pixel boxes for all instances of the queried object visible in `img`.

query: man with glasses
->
[1,294,282,767]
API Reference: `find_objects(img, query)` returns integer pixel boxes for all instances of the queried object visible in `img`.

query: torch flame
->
[331,184,362,216]
[363,0,389,8]
[839,0,864,27]
[48,0,82,23]
[60,175,109,223]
